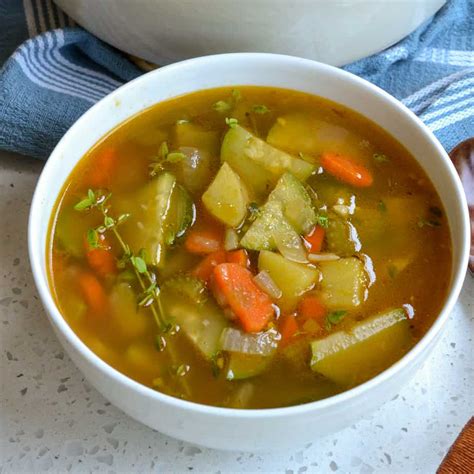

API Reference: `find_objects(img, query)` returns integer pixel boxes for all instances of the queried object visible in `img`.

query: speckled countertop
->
[0,150,473,474]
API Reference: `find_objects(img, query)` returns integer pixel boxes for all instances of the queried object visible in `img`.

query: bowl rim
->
[28,52,470,419]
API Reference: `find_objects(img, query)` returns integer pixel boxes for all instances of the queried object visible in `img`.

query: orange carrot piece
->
[321,152,373,188]
[84,235,116,277]
[192,250,227,282]
[298,295,326,323]
[304,225,325,253]
[212,263,274,333]
[279,314,299,347]
[88,147,118,188]
[185,226,223,254]
[227,249,250,268]
[78,272,108,314]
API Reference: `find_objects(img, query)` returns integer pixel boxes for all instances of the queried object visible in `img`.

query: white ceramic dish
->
[54,0,446,67]
[29,53,470,451]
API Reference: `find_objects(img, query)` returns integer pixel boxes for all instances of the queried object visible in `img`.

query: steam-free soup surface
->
[49,87,451,408]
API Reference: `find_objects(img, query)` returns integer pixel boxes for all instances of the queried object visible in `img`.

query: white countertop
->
[1,149,472,473]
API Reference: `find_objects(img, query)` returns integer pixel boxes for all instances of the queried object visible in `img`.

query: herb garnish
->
[149,142,186,176]
[315,214,329,228]
[247,202,261,222]
[252,104,269,114]
[373,153,389,163]
[212,89,241,113]
[225,117,239,129]
[325,310,347,330]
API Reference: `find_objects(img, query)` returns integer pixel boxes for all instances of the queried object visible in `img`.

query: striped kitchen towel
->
[0,0,473,159]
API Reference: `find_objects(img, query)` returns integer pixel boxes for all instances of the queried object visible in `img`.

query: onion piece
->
[219,327,279,356]
[308,252,341,262]
[253,270,283,300]
[224,228,239,251]
[273,227,308,263]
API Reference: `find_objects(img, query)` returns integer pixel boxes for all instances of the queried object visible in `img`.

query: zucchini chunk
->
[310,308,412,385]
[173,121,220,155]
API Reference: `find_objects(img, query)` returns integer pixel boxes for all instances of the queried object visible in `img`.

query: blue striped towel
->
[0,0,473,159]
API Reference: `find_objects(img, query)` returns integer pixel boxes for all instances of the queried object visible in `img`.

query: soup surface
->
[48,87,452,409]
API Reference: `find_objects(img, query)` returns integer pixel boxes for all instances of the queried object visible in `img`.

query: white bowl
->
[29,53,470,451]
[55,0,445,66]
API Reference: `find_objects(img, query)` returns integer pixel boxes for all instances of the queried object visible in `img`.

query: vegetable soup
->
[48,87,452,409]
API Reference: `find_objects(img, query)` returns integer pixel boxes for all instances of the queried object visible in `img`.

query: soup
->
[48,87,452,409]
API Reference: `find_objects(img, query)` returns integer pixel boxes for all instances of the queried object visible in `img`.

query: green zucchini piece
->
[173,122,220,155]
[221,125,273,198]
[202,162,250,227]
[258,250,319,311]
[225,353,270,380]
[161,275,207,305]
[166,184,194,244]
[318,257,367,309]
[325,213,360,256]
[160,286,229,360]
[310,308,412,386]
[174,147,215,194]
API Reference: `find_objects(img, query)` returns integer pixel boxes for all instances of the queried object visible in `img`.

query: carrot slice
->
[298,295,326,323]
[84,234,116,277]
[304,225,325,253]
[192,250,227,282]
[185,226,223,254]
[279,314,299,347]
[321,152,373,187]
[227,249,250,268]
[212,263,274,333]
[88,147,118,188]
[78,272,108,314]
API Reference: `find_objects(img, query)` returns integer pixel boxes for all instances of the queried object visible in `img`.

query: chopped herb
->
[429,206,443,218]
[315,214,329,228]
[373,153,389,163]
[213,100,232,113]
[248,202,260,221]
[418,219,441,228]
[74,194,95,211]
[166,152,186,163]
[86,228,99,249]
[252,104,269,114]
[325,310,347,330]
[104,216,115,229]
[130,255,147,274]
[225,117,239,128]
[155,335,167,352]
[378,200,387,212]
[117,213,130,225]
[175,364,190,377]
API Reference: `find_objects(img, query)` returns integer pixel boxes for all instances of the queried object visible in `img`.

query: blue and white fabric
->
[0,0,472,159]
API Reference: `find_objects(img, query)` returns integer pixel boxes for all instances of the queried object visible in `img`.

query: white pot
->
[54,0,446,66]
[29,53,470,451]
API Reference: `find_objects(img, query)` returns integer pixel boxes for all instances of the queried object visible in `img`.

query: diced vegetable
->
[185,225,223,254]
[161,275,208,305]
[298,295,326,323]
[279,314,299,347]
[220,327,279,356]
[174,147,214,194]
[227,249,250,268]
[192,250,227,282]
[308,253,340,263]
[78,272,107,314]
[318,257,367,309]
[221,125,315,197]
[221,125,274,198]
[304,225,325,253]
[272,213,308,263]
[116,172,194,267]
[161,285,229,359]
[325,213,360,256]
[258,251,319,311]
[173,121,220,155]
[109,283,149,338]
[321,152,373,188]
[202,162,250,227]
[310,308,412,385]
[253,270,282,300]
[225,353,271,380]
[224,228,239,251]
[212,263,275,333]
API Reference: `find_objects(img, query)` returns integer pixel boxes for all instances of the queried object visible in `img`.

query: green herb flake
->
[225,117,239,128]
[166,152,186,163]
[213,100,232,113]
[74,195,94,211]
[325,310,347,330]
[86,228,99,249]
[378,200,387,212]
[373,153,389,163]
[316,214,329,228]
[252,104,269,114]
[155,335,167,352]
[175,364,190,377]
[131,255,147,274]
[104,216,115,228]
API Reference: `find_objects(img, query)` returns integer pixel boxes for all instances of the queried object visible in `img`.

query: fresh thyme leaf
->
[418,219,441,228]
[175,364,190,377]
[166,152,186,163]
[325,310,347,330]
[378,200,387,212]
[213,100,232,113]
[117,213,130,225]
[131,255,147,274]
[315,214,329,228]
[87,189,95,201]
[104,216,115,228]
[225,117,239,128]
[96,225,107,234]
[252,104,269,114]
[74,196,94,211]
[155,335,167,352]
[373,153,389,163]
[86,228,99,249]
